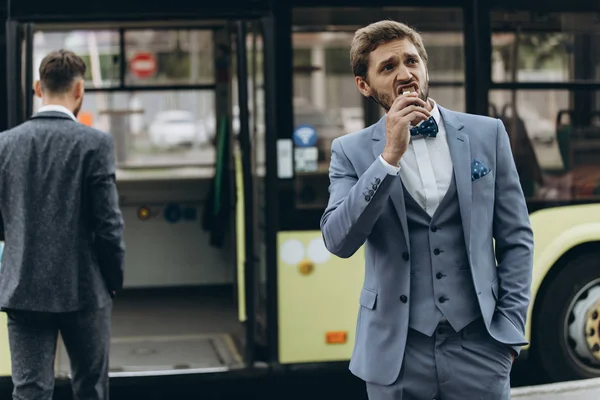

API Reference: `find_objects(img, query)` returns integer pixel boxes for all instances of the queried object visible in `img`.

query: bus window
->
[124,29,214,86]
[291,7,465,211]
[489,11,600,201]
[31,28,217,180]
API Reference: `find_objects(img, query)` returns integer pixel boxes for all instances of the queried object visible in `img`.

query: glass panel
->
[124,29,214,86]
[32,90,217,180]
[491,11,600,82]
[33,30,121,88]
[489,89,600,201]
[291,7,465,210]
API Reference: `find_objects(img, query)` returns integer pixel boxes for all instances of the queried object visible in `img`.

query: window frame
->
[31,25,222,93]
[488,8,600,212]
[29,25,225,172]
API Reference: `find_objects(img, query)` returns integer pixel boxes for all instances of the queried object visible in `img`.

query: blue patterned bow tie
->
[410,116,438,138]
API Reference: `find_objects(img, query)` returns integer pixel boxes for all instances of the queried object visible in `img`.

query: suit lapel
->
[438,106,472,254]
[371,117,410,248]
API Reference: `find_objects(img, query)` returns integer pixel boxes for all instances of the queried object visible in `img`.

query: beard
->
[72,97,83,118]
[370,80,429,113]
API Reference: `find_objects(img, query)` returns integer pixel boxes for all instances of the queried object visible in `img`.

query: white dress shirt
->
[379,100,453,217]
[38,104,77,121]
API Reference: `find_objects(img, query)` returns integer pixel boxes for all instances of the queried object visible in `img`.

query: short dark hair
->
[39,49,87,94]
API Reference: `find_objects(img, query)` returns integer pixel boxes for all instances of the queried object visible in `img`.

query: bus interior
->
[23,19,267,377]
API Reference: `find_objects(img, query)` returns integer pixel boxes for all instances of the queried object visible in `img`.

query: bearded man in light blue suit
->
[320,20,534,400]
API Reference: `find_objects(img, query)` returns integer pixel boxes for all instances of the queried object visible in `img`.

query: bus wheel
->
[535,253,600,382]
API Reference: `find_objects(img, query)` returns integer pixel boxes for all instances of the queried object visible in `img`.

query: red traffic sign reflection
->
[129,52,157,79]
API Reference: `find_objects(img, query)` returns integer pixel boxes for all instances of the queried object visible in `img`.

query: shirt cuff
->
[379,155,400,175]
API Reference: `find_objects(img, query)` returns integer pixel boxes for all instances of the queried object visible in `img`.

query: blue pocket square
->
[471,157,490,182]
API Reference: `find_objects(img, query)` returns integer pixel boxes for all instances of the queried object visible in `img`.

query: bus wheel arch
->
[531,241,600,382]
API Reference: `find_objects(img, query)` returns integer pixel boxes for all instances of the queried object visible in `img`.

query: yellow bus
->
[1,0,600,396]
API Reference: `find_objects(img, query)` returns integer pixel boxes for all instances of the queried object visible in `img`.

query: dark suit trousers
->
[5,304,111,400]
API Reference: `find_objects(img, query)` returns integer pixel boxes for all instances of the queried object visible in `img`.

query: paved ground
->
[0,351,597,399]
[3,370,600,400]
[512,377,600,400]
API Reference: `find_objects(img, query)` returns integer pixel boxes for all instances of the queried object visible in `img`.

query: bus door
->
[2,15,272,379]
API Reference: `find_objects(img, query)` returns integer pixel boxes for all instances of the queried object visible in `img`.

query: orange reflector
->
[326,331,347,344]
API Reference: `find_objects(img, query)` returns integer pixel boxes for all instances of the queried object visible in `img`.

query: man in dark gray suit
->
[0,49,124,400]
[321,20,533,399]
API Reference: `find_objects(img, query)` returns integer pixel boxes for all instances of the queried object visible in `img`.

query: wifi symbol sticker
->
[292,125,318,147]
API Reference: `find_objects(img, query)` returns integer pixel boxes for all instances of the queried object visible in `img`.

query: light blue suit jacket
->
[320,106,534,386]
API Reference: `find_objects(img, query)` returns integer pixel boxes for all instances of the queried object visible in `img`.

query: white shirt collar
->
[425,98,444,138]
[428,98,441,126]
[37,105,77,121]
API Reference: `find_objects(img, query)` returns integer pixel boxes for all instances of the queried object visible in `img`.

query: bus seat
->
[555,110,573,172]
[491,103,543,198]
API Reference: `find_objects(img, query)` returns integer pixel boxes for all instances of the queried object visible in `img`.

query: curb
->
[511,378,600,399]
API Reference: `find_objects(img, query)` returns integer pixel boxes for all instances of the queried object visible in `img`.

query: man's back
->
[0,111,125,313]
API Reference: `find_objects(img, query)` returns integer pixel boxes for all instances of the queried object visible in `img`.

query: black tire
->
[534,252,600,382]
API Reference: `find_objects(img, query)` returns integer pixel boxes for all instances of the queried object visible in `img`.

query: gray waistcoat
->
[403,174,481,336]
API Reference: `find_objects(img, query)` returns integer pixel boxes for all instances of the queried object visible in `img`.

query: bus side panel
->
[526,203,600,346]
[277,231,364,364]
[0,313,10,376]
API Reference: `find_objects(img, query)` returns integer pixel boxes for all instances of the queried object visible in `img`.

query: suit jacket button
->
[402,252,409,261]
[434,248,440,255]
[369,189,374,196]
[365,195,371,201]
[375,178,381,184]
[400,295,407,303]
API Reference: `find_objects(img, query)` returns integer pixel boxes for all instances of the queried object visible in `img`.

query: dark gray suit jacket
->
[0,111,125,313]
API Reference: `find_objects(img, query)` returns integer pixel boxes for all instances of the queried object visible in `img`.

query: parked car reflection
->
[148,110,210,148]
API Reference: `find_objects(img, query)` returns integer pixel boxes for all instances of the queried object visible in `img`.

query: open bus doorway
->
[8,18,267,377]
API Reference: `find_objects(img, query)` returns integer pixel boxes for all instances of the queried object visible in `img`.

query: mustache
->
[394,78,418,95]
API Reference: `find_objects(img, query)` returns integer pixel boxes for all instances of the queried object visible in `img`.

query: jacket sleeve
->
[320,137,396,258]
[492,118,534,354]
[89,134,125,293]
